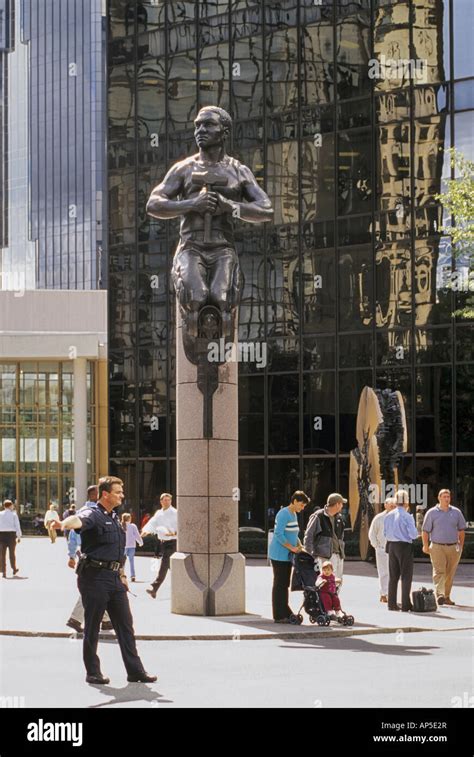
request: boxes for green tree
[436,148,474,320]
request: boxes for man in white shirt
[0,500,22,577]
[142,493,177,599]
[44,503,60,543]
[368,496,396,603]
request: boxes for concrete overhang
[0,290,107,360]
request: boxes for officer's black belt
[84,558,122,571]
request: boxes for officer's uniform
[76,503,146,678]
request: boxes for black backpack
[412,587,437,612]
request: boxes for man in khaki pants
[421,489,466,606]
[44,503,60,543]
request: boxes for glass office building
[108,0,474,528]
[0,1,109,515]
[0,0,106,289]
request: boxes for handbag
[412,586,437,613]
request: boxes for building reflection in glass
[107,0,474,528]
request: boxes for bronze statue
[146,106,273,355]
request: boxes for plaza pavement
[0,537,472,640]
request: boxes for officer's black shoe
[127,672,158,683]
[101,621,114,631]
[146,589,157,599]
[86,674,110,685]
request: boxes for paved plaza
[0,538,472,708]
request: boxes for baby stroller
[291,551,354,627]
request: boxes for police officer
[57,476,157,685]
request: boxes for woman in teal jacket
[268,491,310,622]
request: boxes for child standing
[316,560,343,617]
[122,513,143,582]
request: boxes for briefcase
[412,587,437,612]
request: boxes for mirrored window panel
[376,120,411,212]
[302,135,335,222]
[415,237,453,326]
[457,366,474,452]
[456,325,474,363]
[416,457,453,509]
[267,338,299,373]
[415,367,452,453]
[268,458,301,515]
[265,17,298,113]
[268,374,299,454]
[453,0,474,80]
[373,2,412,92]
[339,333,373,368]
[239,459,265,530]
[339,370,372,453]
[338,129,372,216]
[266,139,299,225]
[303,249,336,334]
[267,225,300,337]
[375,243,412,330]
[303,372,336,454]
[416,327,452,364]
[339,245,373,330]
[239,375,264,454]
[139,460,167,519]
[303,335,336,371]
[300,21,335,106]
[376,367,412,453]
[237,229,266,342]
[303,459,336,514]
[454,79,474,112]
[456,457,474,523]
[168,54,198,132]
[412,0,449,85]
[336,1,371,100]
[231,33,264,120]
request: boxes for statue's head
[194,106,232,149]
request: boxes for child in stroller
[291,551,354,627]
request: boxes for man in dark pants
[56,476,157,685]
[141,493,177,599]
[383,490,419,612]
[0,500,21,577]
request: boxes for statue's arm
[146,165,195,219]
[217,165,274,223]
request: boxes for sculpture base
[170,552,246,616]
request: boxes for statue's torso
[178,154,247,246]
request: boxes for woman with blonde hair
[121,513,143,582]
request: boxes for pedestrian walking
[122,513,143,582]
[65,527,112,634]
[44,503,60,543]
[268,490,310,623]
[142,493,177,599]
[57,476,156,684]
[0,500,21,577]
[421,489,466,606]
[62,504,76,540]
[303,493,347,581]
[384,490,419,612]
[368,497,396,603]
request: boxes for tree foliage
[436,148,474,319]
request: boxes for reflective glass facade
[0,0,106,289]
[108,0,474,526]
